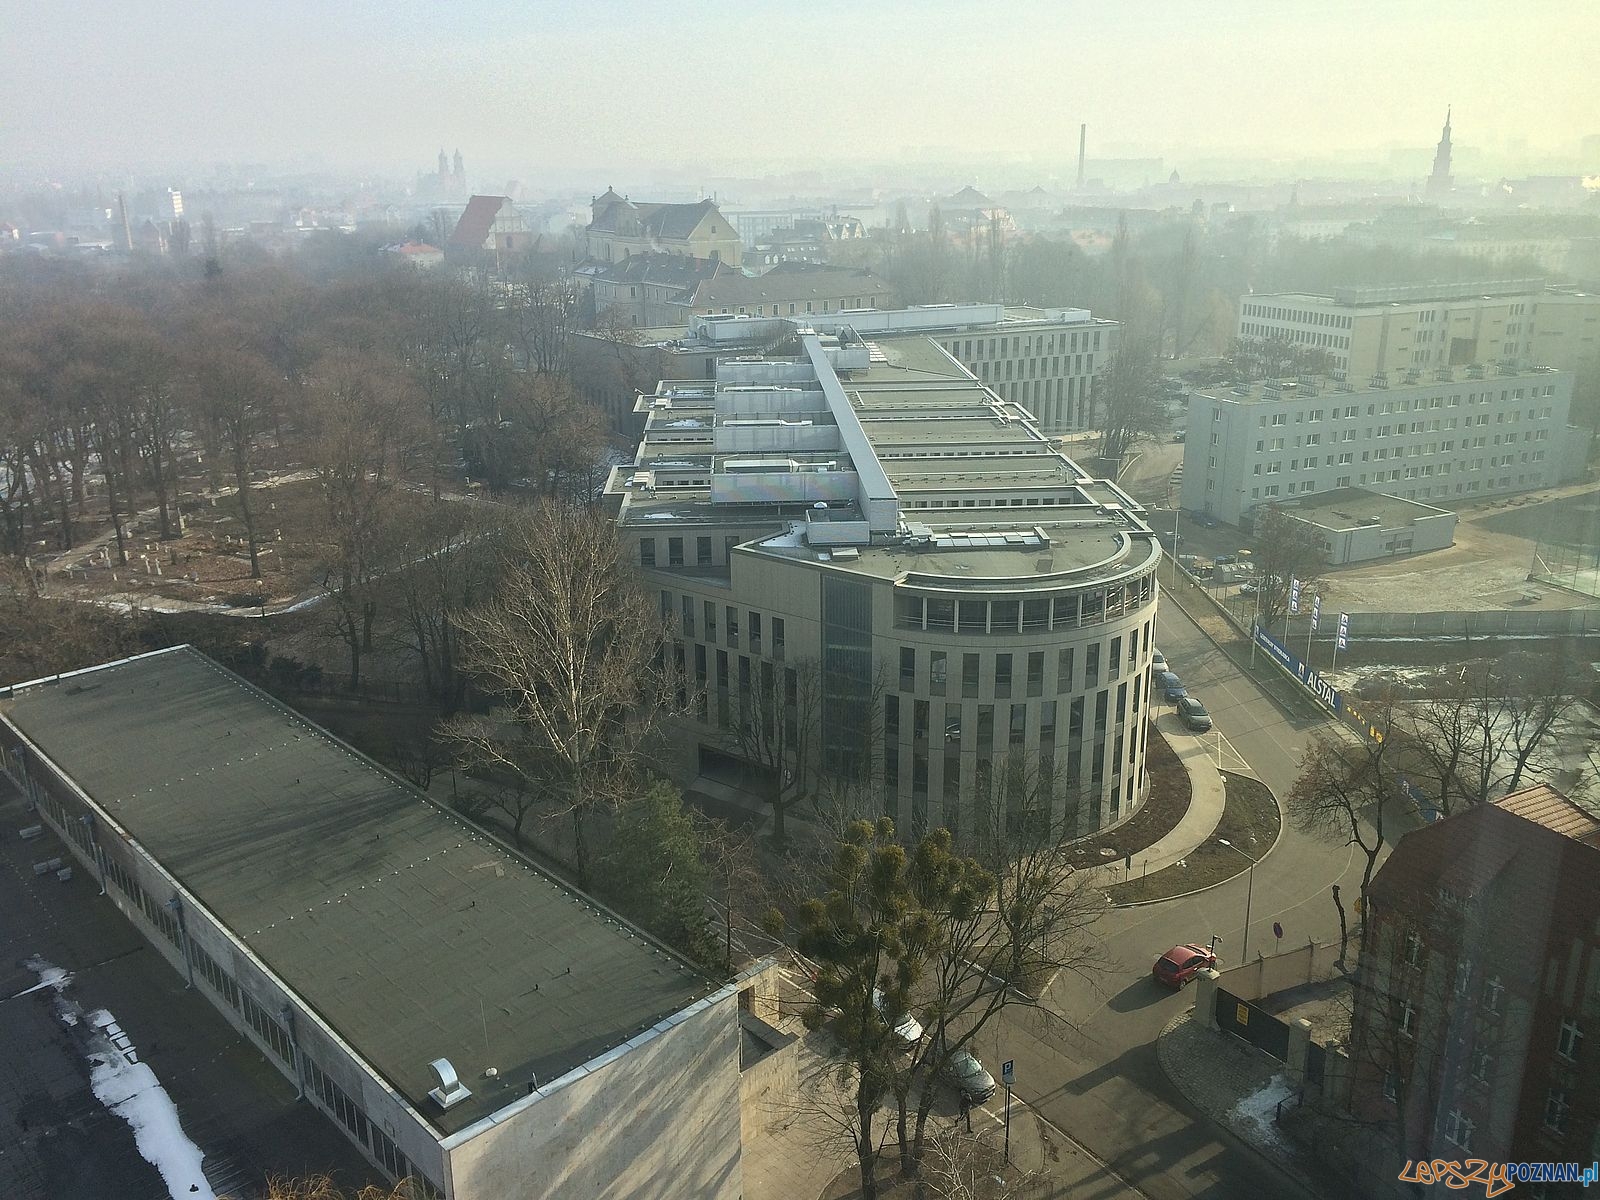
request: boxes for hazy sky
[5,0,1596,177]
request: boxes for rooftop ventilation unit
[428,1058,473,1110]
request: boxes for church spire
[1427,106,1453,197]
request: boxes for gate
[1215,986,1292,1061]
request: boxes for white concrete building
[606,325,1160,839]
[1180,366,1579,526]
[1237,280,1600,383]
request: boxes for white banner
[1288,577,1302,616]
[1310,595,1321,632]
[1336,612,1351,651]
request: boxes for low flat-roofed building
[0,646,744,1200]
[606,324,1160,838]
[1273,487,1457,564]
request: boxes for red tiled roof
[1495,785,1600,845]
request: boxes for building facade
[812,304,1118,436]
[605,325,1160,839]
[1179,366,1578,525]
[1348,787,1600,1182]
[0,647,744,1200]
[570,303,1118,439]
[1237,280,1600,383]
[585,190,742,267]
[446,195,539,260]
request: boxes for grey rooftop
[0,646,713,1135]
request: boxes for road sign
[1273,921,1284,940]
[1001,1060,1014,1085]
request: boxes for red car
[1152,943,1218,987]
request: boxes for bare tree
[300,349,427,688]
[444,501,676,886]
[722,655,825,848]
[185,338,279,578]
[1288,697,1405,946]
[506,271,580,377]
[1250,502,1328,630]
[386,500,503,714]
[1094,334,1166,464]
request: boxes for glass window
[990,600,1019,633]
[1027,652,1044,697]
[639,538,656,567]
[900,647,916,691]
[958,599,988,634]
[994,653,1012,699]
[1057,648,1074,693]
[1086,644,1100,688]
[930,651,947,696]
[668,537,684,566]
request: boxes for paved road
[970,596,1370,1200]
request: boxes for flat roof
[0,648,712,1136]
[1196,365,1564,405]
[1280,487,1451,531]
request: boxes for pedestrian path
[1083,713,1230,889]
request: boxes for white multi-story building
[1237,280,1600,383]
[1180,366,1580,526]
[606,323,1159,838]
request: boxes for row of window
[896,624,1151,698]
[1246,389,1556,427]
[1240,303,1353,329]
[941,329,1104,361]
[893,575,1156,635]
[664,591,785,657]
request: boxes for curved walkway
[1083,712,1230,889]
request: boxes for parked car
[1238,581,1259,597]
[1213,553,1237,566]
[873,988,923,1048]
[1156,671,1187,702]
[1171,430,1186,443]
[1176,696,1212,731]
[1150,650,1168,674]
[942,1050,997,1103]
[1152,943,1218,988]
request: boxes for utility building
[0,647,744,1200]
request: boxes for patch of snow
[87,1020,217,1200]
[758,523,808,549]
[1229,1073,1295,1153]
[662,418,706,429]
[28,957,216,1200]
[637,511,687,520]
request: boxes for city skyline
[5,0,1596,178]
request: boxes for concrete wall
[445,990,743,1200]
[1216,940,1344,1002]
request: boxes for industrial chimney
[1077,125,1087,189]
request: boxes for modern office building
[1179,366,1580,526]
[570,302,1118,437]
[1237,280,1600,383]
[604,323,1161,839]
[0,647,746,1200]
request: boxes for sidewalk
[1083,712,1227,889]
[1156,1010,1331,1200]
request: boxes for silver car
[942,1050,996,1103]
[873,988,923,1048]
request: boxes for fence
[1195,955,1354,1111]
[1214,985,1292,1060]
[1172,561,1600,642]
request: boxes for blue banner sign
[1253,624,1341,712]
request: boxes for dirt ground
[1107,771,1280,904]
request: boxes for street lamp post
[1218,837,1258,962]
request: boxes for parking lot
[0,779,386,1200]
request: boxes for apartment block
[1179,366,1579,526]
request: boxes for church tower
[452,149,464,189]
[1427,107,1453,197]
